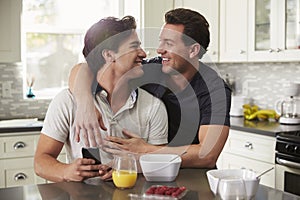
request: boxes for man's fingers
[74,125,81,142]
[82,171,100,178]
[98,117,107,131]
[122,129,140,138]
[103,147,120,155]
[103,140,123,150]
[94,128,103,147]
[80,129,90,147]
[106,136,126,144]
[95,109,107,131]
[87,128,97,147]
[99,170,112,181]
[80,158,96,165]
[102,146,128,155]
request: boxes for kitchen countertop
[0,118,43,134]
[1,117,300,137]
[230,117,300,137]
[0,168,299,200]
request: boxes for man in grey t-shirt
[34,16,168,182]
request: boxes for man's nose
[138,48,147,58]
[156,46,165,54]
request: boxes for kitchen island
[1,168,299,200]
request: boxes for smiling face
[157,24,193,76]
[113,31,146,79]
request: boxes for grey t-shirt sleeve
[41,89,74,143]
[147,97,168,145]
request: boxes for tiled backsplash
[217,62,300,109]
[0,63,50,120]
[1,62,300,120]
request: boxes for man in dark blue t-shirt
[139,58,231,146]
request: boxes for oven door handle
[276,157,300,169]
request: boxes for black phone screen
[81,147,101,164]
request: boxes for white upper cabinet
[0,0,22,63]
[248,0,300,62]
[174,0,220,63]
[219,0,248,62]
[140,0,174,57]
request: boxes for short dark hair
[165,8,210,58]
[83,16,137,74]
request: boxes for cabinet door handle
[13,141,26,149]
[14,173,27,181]
[276,48,281,52]
[244,142,253,149]
[268,49,274,53]
[240,50,245,54]
[241,167,254,171]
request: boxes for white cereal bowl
[139,154,181,182]
[206,169,260,200]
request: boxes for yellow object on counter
[112,170,137,189]
[243,104,280,121]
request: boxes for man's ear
[189,43,201,58]
[102,49,116,62]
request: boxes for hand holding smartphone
[81,147,101,164]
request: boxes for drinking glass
[112,154,138,189]
[216,178,247,200]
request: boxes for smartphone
[81,147,101,164]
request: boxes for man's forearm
[146,144,218,168]
[69,63,94,98]
[180,144,218,168]
[34,153,68,182]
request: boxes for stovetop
[276,131,300,158]
[277,131,300,143]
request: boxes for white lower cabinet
[0,132,66,188]
[3,157,45,187]
[217,129,276,188]
[221,153,275,188]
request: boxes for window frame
[22,0,125,99]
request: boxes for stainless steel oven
[275,131,300,196]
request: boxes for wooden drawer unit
[224,130,276,163]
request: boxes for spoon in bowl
[256,167,274,179]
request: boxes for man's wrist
[146,143,163,153]
[74,92,94,105]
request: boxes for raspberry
[145,185,186,198]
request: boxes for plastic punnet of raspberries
[145,185,187,198]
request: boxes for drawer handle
[244,142,253,149]
[13,141,26,149]
[241,167,254,171]
[14,173,27,181]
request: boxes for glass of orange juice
[112,154,137,189]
